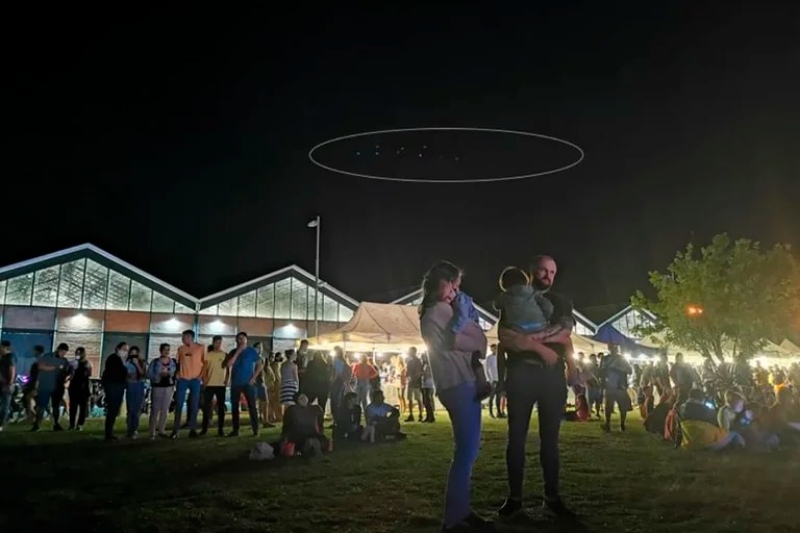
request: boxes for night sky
[7,4,800,315]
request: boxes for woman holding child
[419,261,490,532]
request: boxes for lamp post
[307,216,321,339]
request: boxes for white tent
[780,338,800,356]
[312,302,425,352]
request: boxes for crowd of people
[0,331,412,456]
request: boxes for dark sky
[7,4,800,314]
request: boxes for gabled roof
[595,304,659,329]
[572,309,598,332]
[199,264,360,310]
[0,243,199,309]
[391,288,499,324]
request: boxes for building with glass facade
[0,244,357,375]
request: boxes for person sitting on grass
[362,390,405,444]
[333,392,363,441]
[679,389,744,451]
[766,387,800,446]
[281,392,328,457]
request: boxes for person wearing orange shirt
[171,329,206,439]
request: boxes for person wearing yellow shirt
[200,335,229,436]
[171,329,206,439]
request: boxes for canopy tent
[780,338,800,356]
[485,323,603,354]
[592,323,661,356]
[312,302,426,352]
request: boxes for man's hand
[537,347,560,366]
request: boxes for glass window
[151,292,175,313]
[217,297,237,317]
[323,295,339,322]
[339,305,354,322]
[174,302,195,314]
[0,279,6,305]
[273,279,291,319]
[237,290,256,317]
[199,305,218,316]
[575,322,593,336]
[5,273,34,305]
[129,281,152,312]
[57,259,85,308]
[32,265,60,307]
[290,279,309,320]
[478,317,492,331]
[82,260,109,309]
[106,271,131,310]
[255,284,274,318]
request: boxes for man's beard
[532,278,552,291]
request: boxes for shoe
[600,424,611,433]
[497,413,507,419]
[150,434,156,441]
[67,426,75,431]
[443,511,493,532]
[227,431,240,438]
[217,431,225,437]
[405,416,414,423]
[53,424,64,432]
[76,425,83,431]
[252,431,259,437]
[30,425,40,432]
[198,429,208,437]
[497,498,524,520]
[263,422,276,428]
[620,422,626,432]
[105,435,118,442]
[542,497,576,519]
[170,432,179,440]
[188,430,198,439]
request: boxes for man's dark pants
[505,360,567,501]
[488,381,503,416]
[230,384,258,434]
[201,385,227,434]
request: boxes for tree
[632,233,800,363]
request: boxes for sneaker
[188,430,198,439]
[53,424,64,432]
[497,498,524,520]
[198,429,208,437]
[444,511,493,532]
[542,497,576,519]
[497,412,507,419]
[105,435,118,442]
[170,432,179,440]
[600,424,611,433]
[405,416,414,423]
[263,422,276,428]
[0,426,4,432]
[227,431,240,438]
[67,426,75,431]
[150,434,156,441]
[30,425,40,432]
[131,432,139,440]
[76,425,83,432]
[620,422,626,432]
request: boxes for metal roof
[0,244,359,312]
[0,243,199,309]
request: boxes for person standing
[172,329,206,439]
[32,343,71,432]
[419,261,491,532]
[124,346,146,438]
[200,335,228,436]
[101,342,128,441]
[148,343,177,439]
[420,353,436,423]
[497,255,576,520]
[598,346,633,432]
[68,347,92,431]
[0,340,16,432]
[404,348,424,422]
[304,351,332,415]
[484,344,504,418]
[225,332,261,437]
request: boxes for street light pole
[307,215,321,339]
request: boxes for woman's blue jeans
[125,381,145,436]
[438,381,482,528]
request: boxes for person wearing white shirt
[484,344,504,418]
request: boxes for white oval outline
[308,127,584,184]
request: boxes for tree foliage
[632,233,800,363]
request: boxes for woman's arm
[454,323,487,356]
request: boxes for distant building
[0,244,357,375]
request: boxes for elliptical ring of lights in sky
[308,127,585,184]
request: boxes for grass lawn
[1,411,798,532]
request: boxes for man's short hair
[182,329,195,338]
[0,340,10,348]
[530,254,555,270]
[212,335,222,342]
[56,343,69,351]
[237,331,248,338]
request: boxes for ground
[0,412,798,533]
